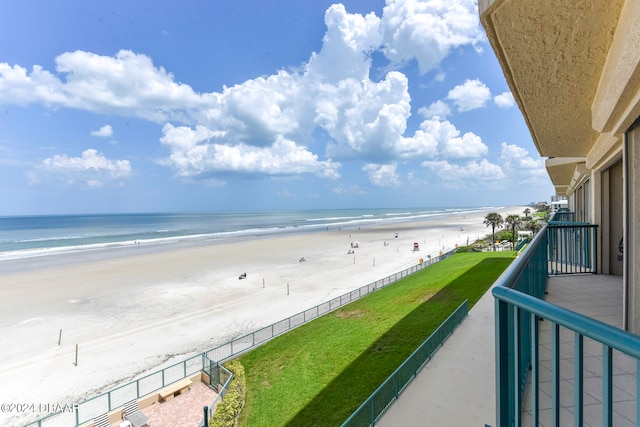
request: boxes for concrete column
[625,122,640,332]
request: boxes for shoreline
[0,206,500,273]
[0,206,525,425]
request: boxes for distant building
[549,194,568,213]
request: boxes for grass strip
[237,251,515,426]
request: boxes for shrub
[210,360,246,427]
[497,231,514,242]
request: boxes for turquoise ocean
[0,207,496,262]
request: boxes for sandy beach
[0,206,524,426]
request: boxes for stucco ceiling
[480,0,624,158]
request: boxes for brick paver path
[143,382,218,427]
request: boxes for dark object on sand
[239,273,247,279]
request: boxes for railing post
[574,334,583,426]
[594,226,598,274]
[530,313,539,427]
[603,346,613,427]
[370,398,375,427]
[495,297,511,426]
[552,323,560,426]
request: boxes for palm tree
[505,214,522,250]
[523,208,531,219]
[525,218,543,235]
[483,212,504,250]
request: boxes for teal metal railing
[22,353,206,427]
[197,359,233,427]
[494,285,640,427]
[341,300,469,427]
[550,210,574,222]
[493,220,640,426]
[547,223,598,274]
[493,223,549,427]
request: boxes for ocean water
[0,207,493,261]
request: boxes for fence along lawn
[236,251,515,426]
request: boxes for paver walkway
[143,382,218,427]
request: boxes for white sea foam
[0,207,499,262]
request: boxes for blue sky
[0,0,554,215]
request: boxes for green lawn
[236,251,515,426]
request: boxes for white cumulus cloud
[418,100,451,119]
[159,124,340,180]
[363,163,400,187]
[421,159,505,183]
[91,125,113,137]
[0,51,209,122]
[447,79,491,112]
[2,2,494,187]
[500,142,542,170]
[417,117,488,159]
[380,0,484,74]
[322,71,413,161]
[500,142,548,184]
[494,91,515,108]
[305,4,382,84]
[28,149,131,187]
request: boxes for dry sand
[0,206,524,425]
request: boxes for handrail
[547,222,598,274]
[493,286,640,358]
[492,222,548,290]
[550,210,573,222]
[492,216,639,426]
[492,225,548,426]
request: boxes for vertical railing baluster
[574,333,583,426]
[495,298,511,426]
[603,346,613,427]
[552,322,560,427]
[592,226,598,273]
[513,305,521,426]
[531,313,539,426]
